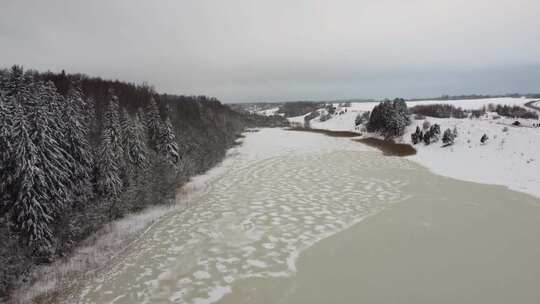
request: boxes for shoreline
[285,127,417,156]
[10,138,248,304]
[285,98,540,199]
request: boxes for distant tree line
[277,101,325,117]
[409,104,467,119]
[408,93,540,101]
[493,104,538,119]
[0,66,278,299]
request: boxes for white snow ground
[288,98,540,198]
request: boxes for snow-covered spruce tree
[0,66,31,216]
[411,126,422,145]
[97,92,124,199]
[157,117,180,165]
[121,108,149,175]
[423,130,431,145]
[429,124,441,141]
[367,98,410,138]
[0,92,15,214]
[144,97,162,149]
[62,84,94,205]
[10,79,74,249]
[442,128,455,146]
[1,66,27,97]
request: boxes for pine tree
[97,92,123,198]
[411,126,422,145]
[423,130,431,145]
[429,124,441,142]
[62,84,94,205]
[442,128,455,146]
[122,108,149,174]
[157,117,180,165]
[145,97,162,149]
[0,92,15,214]
[2,66,27,97]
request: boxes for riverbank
[287,97,540,198]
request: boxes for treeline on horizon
[0,66,284,299]
[409,92,540,101]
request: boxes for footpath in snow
[285,98,540,198]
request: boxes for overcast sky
[1,0,539,102]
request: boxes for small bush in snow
[481,134,489,144]
[319,112,331,122]
[442,128,455,146]
[502,126,509,132]
[355,111,370,126]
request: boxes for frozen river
[69,128,540,304]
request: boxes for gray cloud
[1,0,539,102]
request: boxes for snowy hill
[288,98,540,198]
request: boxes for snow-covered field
[289,98,540,198]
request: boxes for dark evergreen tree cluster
[412,123,458,147]
[0,66,85,250]
[409,104,466,119]
[367,98,410,138]
[0,67,187,250]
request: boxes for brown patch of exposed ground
[354,137,416,156]
[286,127,361,138]
[285,127,416,156]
